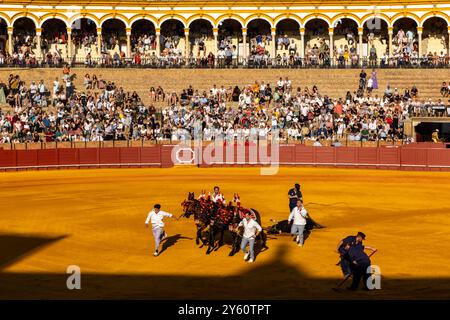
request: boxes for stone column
[35,28,42,60]
[271,27,276,59]
[300,28,305,59]
[242,27,247,60]
[213,27,218,56]
[358,27,363,57]
[155,28,161,57]
[184,27,189,57]
[448,26,450,55]
[97,27,102,55]
[7,27,13,56]
[126,27,132,58]
[417,27,422,58]
[67,27,72,60]
[388,27,393,57]
[329,27,334,64]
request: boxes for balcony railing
[1,56,450,69]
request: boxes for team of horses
[180,192,324,255]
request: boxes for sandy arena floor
[0,167,450,299]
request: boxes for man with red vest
[211,186,225,204]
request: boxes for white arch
[216,16,244,29]
[420,14,450,27]
[11,15,38,28]
[100,15,129,29]
[129,16,157,30]
[39,16,69,29]
[331,16,361,29]
[69,16,100,29]
[303,16,331,28]
[361,15,390,29]
[158,16,186,29]
[187,16,215,29]
[390,15,419,28]
[0,14,11,27]
[245,16,274,29]
[274,16,302,29]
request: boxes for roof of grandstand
[0,0,448,7]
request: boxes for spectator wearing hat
[432,129,440,143]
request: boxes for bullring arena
[1,167,450,299]
[1,0,450,301]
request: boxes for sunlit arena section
[1,167,450,299]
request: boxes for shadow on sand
[0,232,449,299]
[159,234,193,255]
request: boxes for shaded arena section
[0,233,67,271]
[0,245,449,299]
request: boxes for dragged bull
[265,212,325,243]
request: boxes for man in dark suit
[287,183,303,212]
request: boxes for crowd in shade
[0,69,449,144]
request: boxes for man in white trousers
[237,212,262,263]
[288,199,308,246]
[145,204,177,256]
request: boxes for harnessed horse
[181,192,268,255]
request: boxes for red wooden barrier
[119,147,140,164]
[427,149,450,168]
[78,148,99,165]
[357,148,378,165]
[58,149,79,165]
[378,147,400,165]
[37,149,58,166]
[1,145,450,171]
[401,148,428,166]
[141,146,162,166]
[0,150,17,167]
[294,145,314,163]
[16,150,38,167]
[258,143,272,164]
[314,147,335,164]
[279,145,295,164]
[99,148,120,164]
[235,144,247,164]
[336,147,358,164]
[160,145,173,168]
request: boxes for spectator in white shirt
[313,139,322,147]
[237,212,262,263]
[288,199,308,246]
[145,204,177,256]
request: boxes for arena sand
[0,167,449,299]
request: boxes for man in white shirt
[288,199,308,246]
[145,204,177,256]
[237,212,262,263]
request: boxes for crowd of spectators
[0,71,157,143]
[72,29,97,54]
[0,69,449,144]
[1,35,450,69]
[132,34,157,54]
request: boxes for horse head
[181,192,198,218]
